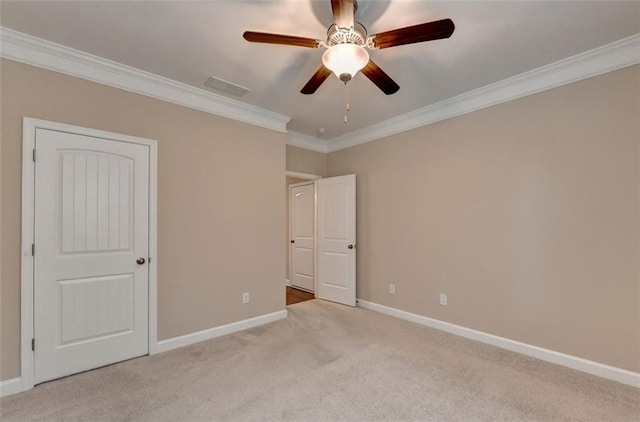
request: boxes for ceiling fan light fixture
[322,43,369,81]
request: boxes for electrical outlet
[389,284,396,294]
[440,294,448,306]
[242,292,250,304]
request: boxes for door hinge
[32,149,36,162]
[31,338,35,351]
[31,243,35,256]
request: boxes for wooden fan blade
[243,31,320,48]
[361,60,400,95]
[301,66,333,94]
[370,18,455,49]
[331,0,355,29]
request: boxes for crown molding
[326,33,640,153]
[287,130,329,153]
[0,27,291,133]
[1,26,637,149]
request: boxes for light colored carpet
[1,299,638,421]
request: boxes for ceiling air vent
[203,76,250,98]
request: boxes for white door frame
[20,117,158,392]
[289,180,316,293]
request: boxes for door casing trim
[20,117,158,393]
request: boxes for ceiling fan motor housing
[326,22,367,46]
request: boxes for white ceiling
[1,1,639,140]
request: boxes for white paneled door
[316,175,356,306]
[34,128,150,384]
[290,183,315,292]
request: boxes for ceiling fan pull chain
[344,82,350,124]
[346,82,350,111]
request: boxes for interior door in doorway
[316,174,356,306]
[34,128,150,384]
[290,182,315,292]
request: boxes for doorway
[285,172,357,307]
[286,173,318,305]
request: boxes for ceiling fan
[242,0,455,96]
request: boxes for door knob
[136,257,146,265]
[348,244,354,250]
[291,240,295,243]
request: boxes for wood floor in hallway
[286,286,314,305]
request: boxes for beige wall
[1,57,637,382]
[327,66,640,372]
[0,59,286,380]
[286,145,326,177]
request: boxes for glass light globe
[322,44,370,80]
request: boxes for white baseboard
[357,299,639,388]
[1,310,288,397]
[155,309,288,354]
[0,377,26,398]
